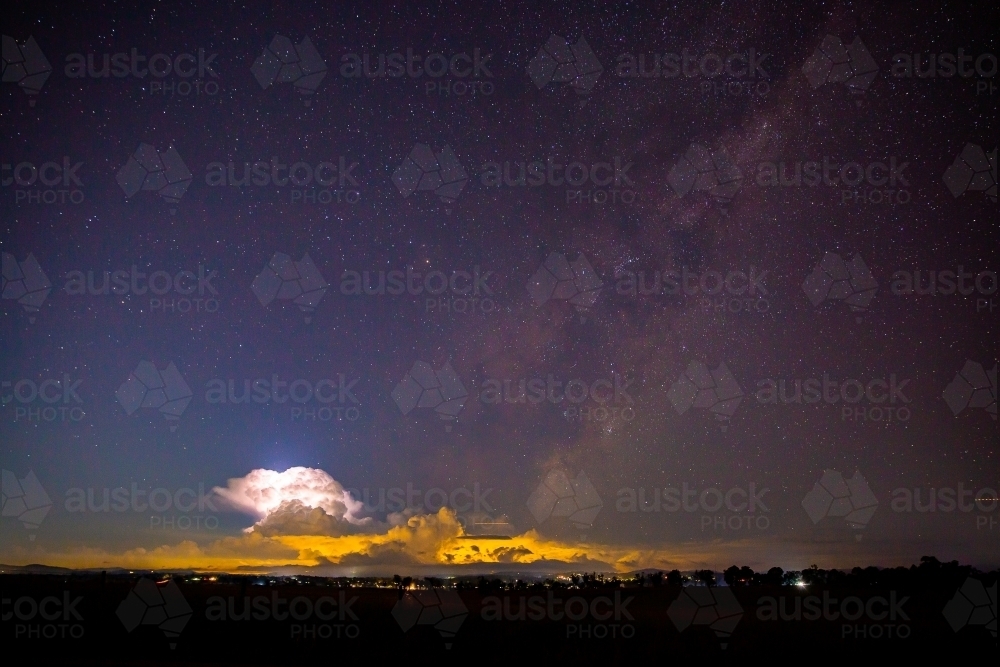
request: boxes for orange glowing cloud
[0,468,798,574]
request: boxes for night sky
[2,0,996,575]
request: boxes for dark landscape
[2,0,996,663]
[2,558,996,663]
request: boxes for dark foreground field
[1,567,995,664]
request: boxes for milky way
[1,1,996,574]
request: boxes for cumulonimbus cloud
[213,467,372,534]
[1,466,821,575]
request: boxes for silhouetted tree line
[386,557,997,593]
[724,565,798,587]
[723,556,992,588]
